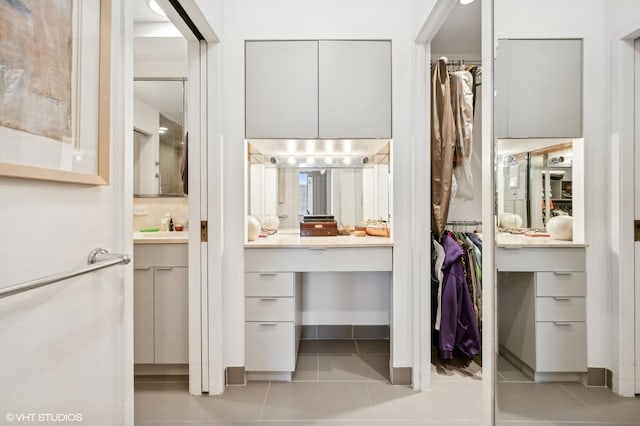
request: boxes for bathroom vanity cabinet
[134,243,188,365]
[244,234,393,380]
[496,237,587,381]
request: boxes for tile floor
[134,341,640,426]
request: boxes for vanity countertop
[496,232,587,248]
[245,232,393,248]
[133,231,188,244]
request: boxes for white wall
[198,0,429,370]
[495,0,611,369]
[0,0,133,423]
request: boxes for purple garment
[438,232,481,360]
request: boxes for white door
[634,37,640,395]
[0,2,133,424]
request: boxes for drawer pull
[259,298,278,301]
[553,297,572,301]
[553,272,572,276]
[135,267,151,271]
[308,247,327,251]
[260,322,278,326]
[553,322,573,326]
[259,273,277,277]
[155,267,174,271]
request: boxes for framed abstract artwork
[0,0,111,185]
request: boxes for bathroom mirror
[133,79,186,196]
[496,139,581,231]
[247,140,390,231]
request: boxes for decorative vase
[247,215,261,241]
[546,215,573,241]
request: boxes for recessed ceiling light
[306,157,315,165]
[287,156,297,165]
[148,0,167,17]
[324,157,333,165]
[343,157,352,165]
[460,0,475,4]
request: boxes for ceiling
[431,0,481,57]
[134,80,184,125]
[133,0,170,23]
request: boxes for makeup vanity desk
[496,233,588,382]
[244,233,393,381]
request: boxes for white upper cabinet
[245,41,319,139]
[495,39,582,138]
[245,40,391,139]
[318,40,392,139]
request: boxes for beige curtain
[431,59,456,236]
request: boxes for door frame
[611,23,640,397]
[154,0,221,395]
[413,0,494,423]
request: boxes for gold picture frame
[0,0,111,185]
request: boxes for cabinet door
[154,267,189,364]
[245,41,318,139]
[495,39,582,138]
[134,268,155,364]
[319,41,391,139]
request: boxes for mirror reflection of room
[496,138,582,240]
[247,140,390,234]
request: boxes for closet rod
[446,220,482,225]
[430,60,482,65]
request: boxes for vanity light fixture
[148,0,167,17]
[287,156,297,165]
[343,157,352,165]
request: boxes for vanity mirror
[133,79,186,197]
[496,138,583,236]
[247,140,390,231]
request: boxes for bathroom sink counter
[245,232,393,248]
[496,232,587,248]
[133,232,188,244]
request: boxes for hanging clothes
[431,58,456,236]
[180,132,189,194]
[437,232,481,360]
[450,70,475,200]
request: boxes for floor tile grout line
[364,380,373,407]
[258,381,271,419]
[557,382,611,423]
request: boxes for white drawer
[245,246,393,272]
[496,247,585,272]
[536,322,587,372]
[134,244,188,268]
[245,272,294,297]
[245,322,295,371]
[536,272,586,297]
[245,297,294,321]
[536,297,585,322]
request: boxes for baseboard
[134,364,188,376]
[246,371,292,382]
[301,324,389,340]
[226,366,246,386]
[390,367,412,385]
